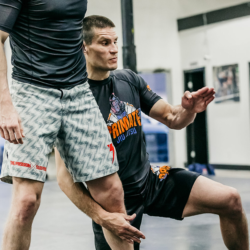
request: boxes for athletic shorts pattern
[93,168,200,250]
[0,80,118,184]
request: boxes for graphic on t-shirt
[107,93,141,143]
[151,165,171,181]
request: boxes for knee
[15,194,41,225]
[225,188,243,217]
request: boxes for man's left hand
[182,87,215,113]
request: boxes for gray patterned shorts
[0,80,118,184]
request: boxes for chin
[107,64,118,71]
[110,66,118,71]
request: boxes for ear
[83,41,87,53]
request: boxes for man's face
[84,27,118,71]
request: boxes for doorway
[184,68,209,166]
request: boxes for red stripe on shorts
[10,161,46,172]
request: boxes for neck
[87,65,110,81]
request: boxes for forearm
[150,99,196,130]
[55,149,109,226]
[168,105,196,130]
[150,88,214,130]
[58,170,109,225]
[0,35,12,105]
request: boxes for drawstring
[58,89,63,99]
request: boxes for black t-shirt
[0,0,87,88]
[88,69,162,197]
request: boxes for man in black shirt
[0,2,140,250]
[56,16,249,250]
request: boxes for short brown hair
[83,15,116,45]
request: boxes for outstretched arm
[149,87,215,130]
[55,148,145,243]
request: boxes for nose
[110,43,118,54]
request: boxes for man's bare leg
[1,177,44,250]
[183,176,249,250]
[87,173,134,250]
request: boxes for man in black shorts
[56,15,249,250]
[0,2,143,250]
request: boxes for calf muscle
[183,176,249,250]
[1,178,44,250]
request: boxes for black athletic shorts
[93,168,200,250]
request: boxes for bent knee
[224,188,243,217]
[14,194,41,225]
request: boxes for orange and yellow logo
[108,109,141,139]
[147,85,152,91]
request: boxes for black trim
[212,164,250,170]
[178,2,250,31]
[184,67,205,73]
[177,14,204,31]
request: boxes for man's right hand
[100,212,146,244]
[0,100,24,144]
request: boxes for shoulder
[111,69,142,87]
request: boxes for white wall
[179,16,250,165]
[133,0,185,168]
